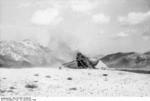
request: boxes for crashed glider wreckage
[63,52,108,69]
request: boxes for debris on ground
[67,77,73,80]
[102,74,108,76]
[69,87,77,91]
[25,84,38,90]
[9,86,16,90]
[45,75,51,78]
[34,74,39,76]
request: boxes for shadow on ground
[117,69,150,74]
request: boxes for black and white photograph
[0,0,150,98]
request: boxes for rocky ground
[0,67,150,97]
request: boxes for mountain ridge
[101,51,150,71]
[0,39,150,70]
[0,39,55,67]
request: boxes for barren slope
[0,67,150,96]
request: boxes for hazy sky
[0,0,150,56]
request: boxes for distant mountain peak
[0,39,54,67]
